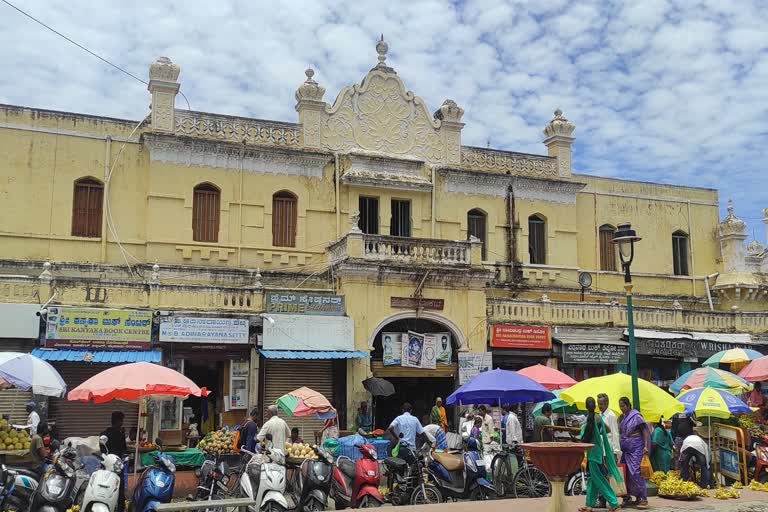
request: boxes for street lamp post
[612,222,642,411]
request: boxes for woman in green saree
[579,396,623,512]
[651,419,673,472]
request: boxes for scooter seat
[383,457,407,472]
[338,458,356,478]
[432,451,464,472]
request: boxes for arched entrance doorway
[368,315,462,430]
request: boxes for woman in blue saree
[619,396,649,509]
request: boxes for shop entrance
[184,359,226,436]
[373,377,455,430]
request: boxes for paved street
[395,491,768,512]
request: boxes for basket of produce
[657,475,704,500]
[284,442,318,463]
[198,428,237,457]
[0,419,31,454]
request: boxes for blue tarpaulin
[32,348,162,363]
[259,350,370,359]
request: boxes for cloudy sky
[1,0,766,242]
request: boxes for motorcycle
[426,437,494,501]
[331,443,383,509]
[0,464,38,511]
[80,436,127,512]
[130,450,176,512]
[239,442,288,512]
[28,443,91,512]
[382,435,442,506]
[291,445,334,511]
[193,457,233,503]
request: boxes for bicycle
[491,444,551,499]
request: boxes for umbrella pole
[134,399,142,476]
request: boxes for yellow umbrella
[561,373,683,422]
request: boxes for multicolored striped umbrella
[702,348,763,367]
[533,389,582,416]
[277,386,336,419]
[669,367,752,395]
[678,387,752,419]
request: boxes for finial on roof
[720,198,746,238]
[295,65,325,103]
[372,34,396,74]
[543,108,575,139]
[727,198,734,215]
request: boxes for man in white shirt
[598,393,621,460]
[502,403,523,446]
[14,401,40,435]
[257,405,290,450]
[681,434,711,488]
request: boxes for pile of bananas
[658,475,704,497]
[714,487,740,499]
[732,481,743,489]
[738,415,765,439]
[748,480,768,492]
[650,471,669,486]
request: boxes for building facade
[1,39,767,439]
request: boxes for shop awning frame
[32,348,162,363]
[259,350,370,359]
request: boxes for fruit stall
[0,418,31,462]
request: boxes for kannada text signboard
[265,292,345,316]
[390,297,445,310]
[159,317,249,344]
[490,325,551,349]
[562,343,629,365]
[45,307,152,350]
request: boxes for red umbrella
[738,356,768,382]
[517,364,576,390]
[68,362,208,403]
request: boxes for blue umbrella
[446,368,555,405]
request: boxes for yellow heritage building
[1,40,766,439]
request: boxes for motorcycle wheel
[358,496,381,508]
[305,497,326,511]
[470,487,492,501]
[513,466,551,499]
[567,472,586,496]
[410,484,442,505]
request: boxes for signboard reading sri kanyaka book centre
[44,307,152,350]
[490,325,552,349]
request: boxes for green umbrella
[532,389,582,416]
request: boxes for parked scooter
[130,443,176,512]
[426,437,494,501]
[239,435,288,512]
[80,436,127,512]
[193,456,233,504]
[0,463,38,511]
[291,445,334,511]
[28,443,91,512]
[332,443,383,509]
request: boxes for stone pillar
[434,100,465,166]
[719,200,747,272]
[148,57,180,133]
[543,109,576,178]
[295,68,326,149]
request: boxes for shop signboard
[719,448,740,481]
[382,332,402,366]
[390,297,444,310]
[0,303,41,339]
[458,352,493,385]
[262,314,354,351]
[265,292,344,316]
[45,307,152,350]
[491,325,551,349]
[562,343,629,365]
[636,338,691,359]
[159,317,249,344]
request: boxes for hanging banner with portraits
[383,331,449,369]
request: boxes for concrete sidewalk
[395,490,768,512]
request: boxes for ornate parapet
[174,110,301,148]
[460,147,559,178]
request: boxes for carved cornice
[341,152,431,191]
[460,146,558,178]
[439,168,585,203]
[143,134,329,178]
[175,110,301,147]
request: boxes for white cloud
[0,0,766,241]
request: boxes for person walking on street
[579,397,622,512]
[102,412,127,512]
[242,408,260,453]
[257,405,290,450]
[502,403,523,446]
[598,393,621,460]
[618,397,649,509]
[430,397,448,432]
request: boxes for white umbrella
[0,351,66,397]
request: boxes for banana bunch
[658,475,704,497]
[748,480,768,492]
[714,487,740,499]
[732,481,743,489]
[650,471,668,486]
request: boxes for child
[290,427,303,444]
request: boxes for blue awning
[32,348,162,363]
[259,350,370,360]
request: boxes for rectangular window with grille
[467,211,487,260]
[599,227,617,271]
[273,194,297,247]
[71,180,103,238]
[192,187,220,242]
[672,233,689,276]
[390,199,411,237]
[359,196,379,235]
[528,216,546,264]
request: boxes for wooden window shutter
[528,215,546,264]
[192,184,220,243]
[71,178,103,238]
[599,225,617,271]
[273,192,297,247]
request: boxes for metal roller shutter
[48,363,139,440]
[263,360,334,444]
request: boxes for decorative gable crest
[295,37,464,166]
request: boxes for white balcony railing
[329,233,480,267]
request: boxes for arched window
[599,224,617,271]
[528,214,546,264]
[467,209,487,260]
[192,183,220,243]
[71,177,104,238]
[272,191,297,247]
[672,230,690,276]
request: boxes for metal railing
[156,498,257,511]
